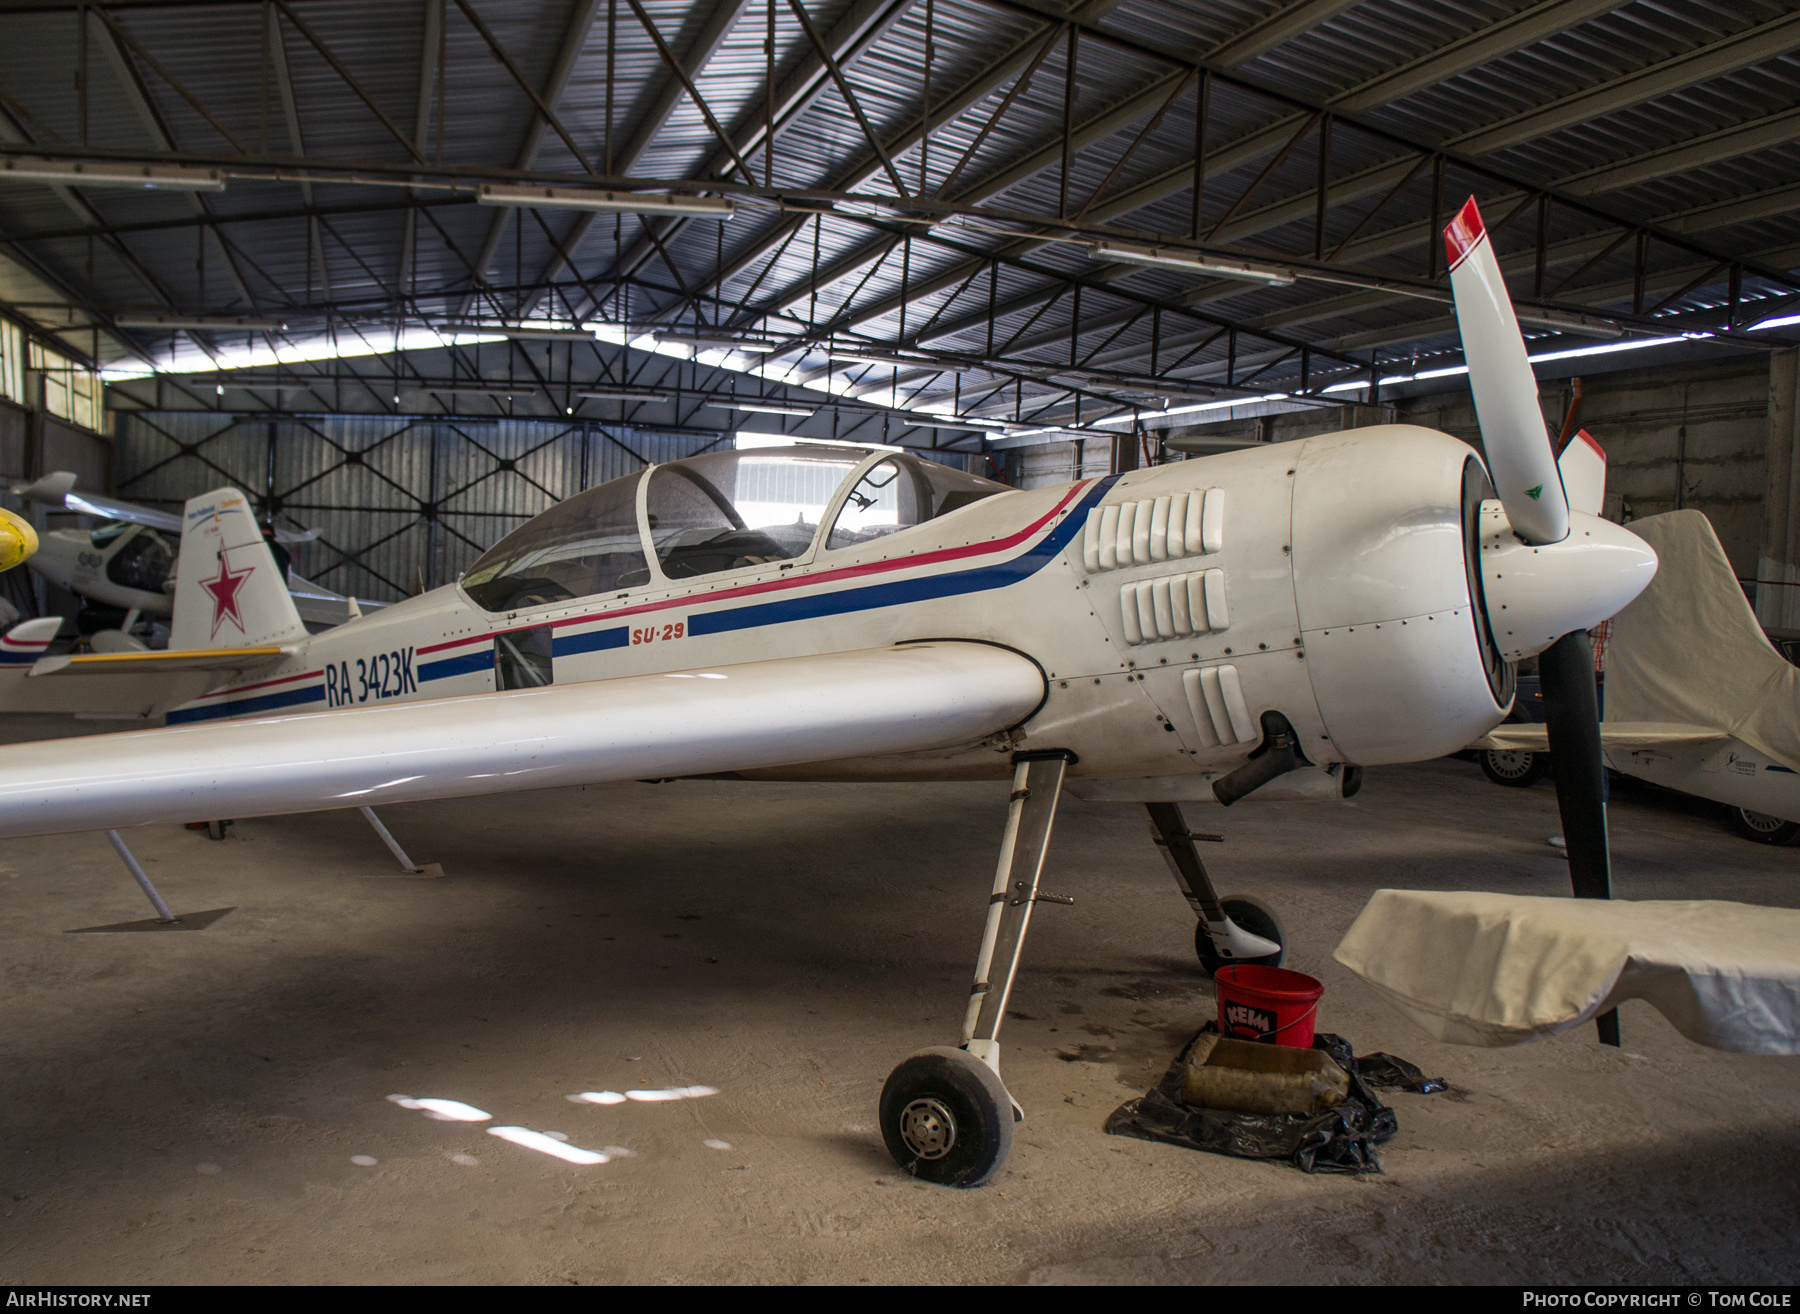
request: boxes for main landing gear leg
[1143,802,1286,977]
[879,751,1074,1189]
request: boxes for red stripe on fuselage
[194,667,323,700]
[416,479,1095,656]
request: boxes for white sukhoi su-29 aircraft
[0,200,1658,1186]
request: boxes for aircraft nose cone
[1477,504,1657,661]
[0,507,37,573]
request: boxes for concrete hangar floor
[0,714,1793,1285]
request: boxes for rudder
[170,487,307,650]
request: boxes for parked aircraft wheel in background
[1729,807,1800,846]
[1480,748,1550,789]
[1194,895,1286,977]
[879,1047,1013,1188]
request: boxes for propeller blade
[1555,377,1585,454]
[1557,430,1607,517]
[1536,628,1622,1046]
[1445,197,1570,546]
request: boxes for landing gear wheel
[879,1046,1014,1188]
[1480,748,1549,788]
[1729,807,1800,846]
[1194,895,1286,977]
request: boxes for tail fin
[169,487,307,650]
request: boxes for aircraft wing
[0,641,1044,839]
[18,471,318,542]
[1472,721,1731,752]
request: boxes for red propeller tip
[1443,196,1485,270]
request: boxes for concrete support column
[1758,348,1800,629]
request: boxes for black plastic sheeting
[1104,1028,1444,1175]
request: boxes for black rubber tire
[1480,748,1549,788]
[879,1046,1014,1188]
[1729,807,1800,846]
[1194,894,1287,977]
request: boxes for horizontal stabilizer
[0,642,1045,839]
[0,617,62,666]
[29,647,287,677]
[1473,721,1728,753]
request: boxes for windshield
[104,527,174,592]
[461,472,650,612]
[826,454,1008,550]
[646,447,867,579]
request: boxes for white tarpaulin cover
[1334,889,1800,1053]
[1604,510,1800,771]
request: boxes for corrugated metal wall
[116,412,727,603]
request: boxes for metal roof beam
[558,0,918,317]
[398,0,442,296]
[267,4,332,307]
[822,0,1651,333]
[849,1,1800,351]
[462,0,602,309]
[1447,9,1800,157]
[525,0,755,311]
[92,16,266,311]
[1323,0,1629,116]
[1202,0,1363,69]
[1559,104,1800,197]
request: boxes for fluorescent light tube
[476,185,734,219]
[575,388,672,402]
[0,156,225,191]
[1516,310,1625,340]
[115,314,287,331]
[435,322,597,341]
[1089,241,1294,286]
[706,399,815,417]
[654,333,780,353]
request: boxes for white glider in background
[9,470,371,641]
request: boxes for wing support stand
[65,831,234,933]
[1145,801,1286,975]
[358,807,443,878]
[877,750,1075,1188]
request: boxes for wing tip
[1444,196,1485,270]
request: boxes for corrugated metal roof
[0,0,1792,439]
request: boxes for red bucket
[1215,964,1324,1047]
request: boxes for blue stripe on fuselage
[553,626,627,657]
[689,476,1116,638]
[418,650,493,683]
[166,682,326,724]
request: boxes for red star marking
[200,551,254,638]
